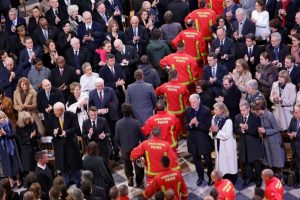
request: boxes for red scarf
[281,0,290,27]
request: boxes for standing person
[270,70,296,131]
[82,106,111,165]
[253,100,285,179]
[185,94,213,186]
[80,62,99,95]
[210,102,238,184]
[262,169,284,200]
[46,102,82,187]
[211,170,235,200]
[251,0,270,41]
[15,112,40,174]
[126,69,157,125]
[115,103,145,187]
[0,111,23,187]
[234,100,263,187]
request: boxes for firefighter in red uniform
[143,156,188,200]
[142,101,180,151]
[156,70,189,136]
[262,169,284,200]
[206,0,225,15]
[185,0,217,42]
[130,127,180,184]
[211,170,235,200]
[160,41,198,91]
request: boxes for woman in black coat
[15,111,40,173]
[27,6,43,37]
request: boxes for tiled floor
[111,139,300,199]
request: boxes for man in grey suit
[125,69,157,125]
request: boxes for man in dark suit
[46,102,83,187]
[232,8,256,43]
[0,30,9,52]
[202,52,229,99]
[50,56,77,100]
[124,16,149,56]
[33,18,60,47]
[210,28,236,72]
[37,79,65,121]
[35,151,53,194]
[237,33,261,75]
[66,37,91,77]
[82,106,111,164]
[45,0,68,27]
[93,2,110,30]
[103,0,122,30]
[185,93,213,186]
[287,103,300,188]
[89,77,120,158]
[283,55,300,86]
[234,100,263,187]
[58,0,79,9]
[265,32,290,68]
[77,11,105,53]
[114,39,139,85]
[5,8,26,35]
[18,36,42,76]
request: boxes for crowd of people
[1,0,300,199]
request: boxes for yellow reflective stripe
[195,19,199,31]
[179,94,184,114]
[187,64,193,82]
[145,151,154,176]
[161,185,166,193]
[276,180,282,189]
[164,152,168,156]
[201,52,208,56]
[171,64,175,70]
[170,125,177,148]
[209,19,213,27]
[165,93,185,114]
[168,109,185,115]
[177,181,181,197]
[204,36,212,41]
[172,165,181,171]
[142,192,148,198]
[196,40,201,60]
[222,181,231,192]
[209,0,212,8]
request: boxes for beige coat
[232,70,252,100]
[13,88,45,135]
[270,82,296,131]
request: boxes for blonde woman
[210,102,238,184]
[13,77,45,135]
[230,59,252,100]
[80,62,99,95]
[15,111,40,173]
[270,70,296,131]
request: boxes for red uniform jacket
[206,0,225,15]
[156,80,189,115]
[214,179,235,200]
[185,8,216,41]
[142,110,180,150]
[264,177,284,200]
[171,27,208,63]
[118,196,129,200]
[130,137,180,177]
[160,52,198,85]
[143,169,188,200]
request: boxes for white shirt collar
[37,163,46,170]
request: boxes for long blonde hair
[213,102,229,117]
[17,111,33,127]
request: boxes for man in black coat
[210,28,236,72]
[33,18,59,47]
[82,106,111,164]
[215,75,241,123]
[185,94,213,186]
[282,55,300,86]
[115,103,145,187]
[50,56,77,99]
[46,102,82,187]
[287,103,300,188]
[93,2,110,31]
[234,100,263,187]
[35,151,53,194]
[166,0,189,27]
[114,39,139,85]
[45,0,68,27]
[37,79,65,122]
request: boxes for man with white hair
[5,8,26,35]
[185,94,213,186]
[45,0,68,27]
[65,37,91,76]
[232,8,256,43]
[46,102,82,187]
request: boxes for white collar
[37,163,46,170]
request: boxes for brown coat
[13,88,45,135]
[0,96,17,129]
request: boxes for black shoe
[136,182,145,189]
[256,180,262,188]
[243,179,250,187]
[128,177,134,187]
[207,180,213,186]
[196,178,203,186]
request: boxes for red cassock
[264,177,284,200]
[206,0,225,15]
[143,169,188,200]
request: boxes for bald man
[124,16,149,55]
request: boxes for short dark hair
[269,18,281,29]
[260,51,270,61]
[121,103,134,117]
[177,41,185,49]
[150,29,161,40]
[88,106,98,112]
[86,141,99,156]
[152,127,161,137]
[119,184,128,196]
[25,172,37,188]
[106,53,115,60]
[196,80,208,91]
[185,19,194,27]
[35,151,47,161]
[209,188,219,200]
[140,55,149,64]
[156,100,165,111]
[245,33,256,41]
[285,54,296,63]
[161,156,170,168]
[33,57,43,65]
[81,181,92,195]
[168,70,178,80]
[109,186,119,199]
[134,69,144,80]
[208,52,218,59]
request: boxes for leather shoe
[196,178,203,186]
[128,177,134,187]
[242,179,250,187]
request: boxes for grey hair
[262,169,274,178]
[82,62,92,73]
[246,79,258,90]
[53,102,65,111]
[94,77,104,86]
[70,37,80,46]
[81,170,94,182]
[270,32,282,42]
[9,8,18,15]
[236,8,246,17]
[189,93,201,102]
[67,4,79,16]
[239,100,250,109]
[72,188,84,200]
[211,169,223,181]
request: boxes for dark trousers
[245,160,262,182]
[63,170,81,187]
[193,153,213,180]
[122,150,144,185]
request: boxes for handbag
[284,159,298,187]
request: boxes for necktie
[92,121,96,130]
[134,27,138,36]
[43,30,48,40]
[46,91,50,100]
[248,47,252,57]
[54,9,59,16]
[111,66,115,75]
[99,91,103,102]
[212,67,216,77]
[28,50,32,57]
[243,117,247,123]
[110,0,114,5]
[274,48,279,61]
[13,20,17,26]
[220,40,224,47]
[102,14,108,23]
[59,117,64,129]
[60,69,63,76]
[74,50,80,69]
